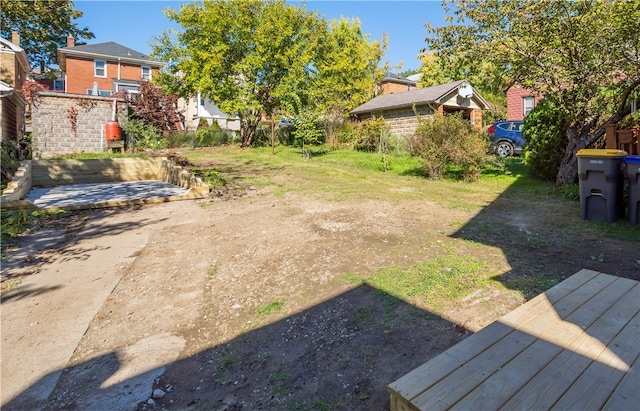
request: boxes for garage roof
[350,80,491,115]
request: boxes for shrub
[523,98,569,182]
[123,119,163,150]
[197,117,210,129]
[276,123,296,146]
[351,116,390,152]
[1,137,31,191]
[290,110,325,147]
[252,127,272,147]
[410,113,489,181]
[195,123,229,147]
[165,131,195,148]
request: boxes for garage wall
[358,106,435,138]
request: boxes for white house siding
[440,93,484,110]
[178,93,240,133]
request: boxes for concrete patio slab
[24,181,190,209]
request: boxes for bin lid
[624,155,640,164]
[576,148,628,157]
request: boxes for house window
[54,79,64,91]
[141,66,151,81]
[200,98,205,106]
[86,88,111,96]
[94,60,106,77]
[116,84,139,93]
[523,96,535,116]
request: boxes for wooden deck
[388,269,640,411]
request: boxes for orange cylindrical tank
[105,121,121,141]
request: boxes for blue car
[487,120,525,157]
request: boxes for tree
[417,50,506,120]
[129,81,185,132]
[1,0,94,71]
[425,0,640,185]
[305,17,387,147]
[152,0,325,147]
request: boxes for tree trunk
[239,116,261,148]
[556,129,583,186]
[555,87,639,186]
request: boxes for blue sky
[74,1,450,71]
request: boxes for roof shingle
[59,42,159,64]
[351,80,469,115]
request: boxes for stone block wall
[360,106,434,138]
[31,92,126,158]
[0,160,31,202]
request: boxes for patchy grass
[343,251,493,314]
[256,299,285,316]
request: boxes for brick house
[350,80,490,138]
[379,72,418,95]
[0,32,30,143]
[57,36,164,95]
[505,85,543,121]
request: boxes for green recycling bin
[624,155,640,225]
[577,149,627,222]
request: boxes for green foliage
[410,114,489,181]
[276,122,296,146]
[256,299,285,316]
[291,111,325,147]
[1,209,66,248]
[123,119,163,150]
[417,50,506,112]
[1,0,94,70]
[1,143,20,191]
[154,0,327,147]
[557,183,579,201]
[195,124,230,147]
[351,117,390,152]
[349,251,489,311]
[619,111,640,129]
[190,168,227,189]
[1,136,31,191]
[426,0,640,185]
[309,17,387,146]
[197,117,210,129]
[523,98,569,181]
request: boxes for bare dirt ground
[2,155,639,411]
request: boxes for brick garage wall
[31,92,126,158]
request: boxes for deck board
[388,270,640,411]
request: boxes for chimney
[11,31,20,46]
[67,34,75,48]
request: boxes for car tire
[495,141,514,157]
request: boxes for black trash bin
[624,155,640,225]
[577,149,627,222]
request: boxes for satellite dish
[458,82,473,99]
